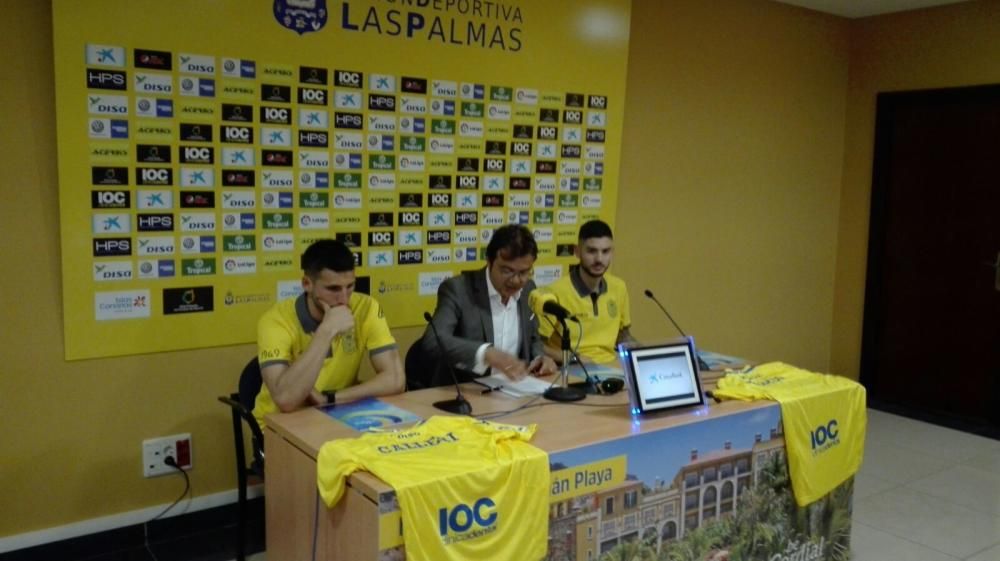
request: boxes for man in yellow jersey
[534,220,635,364]
[254,239,404,426]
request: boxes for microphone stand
[423,312,472,415]
[542,316,586,402]
[644,290,710,372]
[644,289,686,338]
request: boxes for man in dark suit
[417,225,558,387]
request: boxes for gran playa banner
[543,405,851,561]
[371,404,851,560]
[52,0,630,359]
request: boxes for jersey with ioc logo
[713,362,867,506]
[317,416,549,560]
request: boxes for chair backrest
[404,340,431,391]
[217,357,265,469]
[238,357,263,411]
[405,338,461,390]
[218,358,265,561]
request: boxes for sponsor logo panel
[163,286,214,314]
[93,260,132,281]
[95,290,150,320]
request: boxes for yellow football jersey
[254,292,396,427]
[533,267,630,364]
[317,416,549,561]
[714,362,867,506]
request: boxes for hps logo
[810,420,840,455]
[438,497,497,544]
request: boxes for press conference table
[262,369,841,561]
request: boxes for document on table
[481,373,554,397]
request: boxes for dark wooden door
[861,85,1000,437]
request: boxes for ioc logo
[438,498,496,536]
[810,420,839,450]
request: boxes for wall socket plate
[142,433,192,478]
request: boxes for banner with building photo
[370,405,852,561]
[53,0,630,359]
[545,406,853,561]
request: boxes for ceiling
[773,0,972,18]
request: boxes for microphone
[644,289,710,371]
[529,291,579,323]
[423,311,472,415]
[542,300,576,322]
[527,292,585,402]
[643,289,687,337]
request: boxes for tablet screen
[624,342,704,413]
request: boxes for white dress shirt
[473,269,522,373]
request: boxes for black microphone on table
[529,292,587,401]
[529,292,580,324]
[643,289,687,337]
[536,295,600,392]
[423,311,472,415]
[643,289,710,372]
[541,299,579,323]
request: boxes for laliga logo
[810,420,839,453]
[438,497,497,538]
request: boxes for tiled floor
[234,409,1000,561]
[851,409,1000,561]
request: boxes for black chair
[405,338,472,390]
[405,339,433,391]
[217,357,265,561]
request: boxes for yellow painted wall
[0,3,423,538]
[831,0,1000,377]
[4,0,992,542]
[617,0,848,369]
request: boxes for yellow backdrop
[54,0,630,359]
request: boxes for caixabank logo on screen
[274,0,523,51]
[163,286,213,315]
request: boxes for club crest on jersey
[341,332,357,353]
[274,0,328,35]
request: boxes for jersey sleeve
[316,441,364,507]
[474,419,538,442]
[361,297,396,353]
[257,309,293,368]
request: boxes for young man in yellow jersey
[254,240,404,426]
[535,220,635,364]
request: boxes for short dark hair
[578,219,613,242]
[486,225,538,262]
[300,239,355,276]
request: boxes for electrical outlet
[142,433,192,478]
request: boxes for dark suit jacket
[415,268,543,388]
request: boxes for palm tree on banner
[600,539,657,561]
